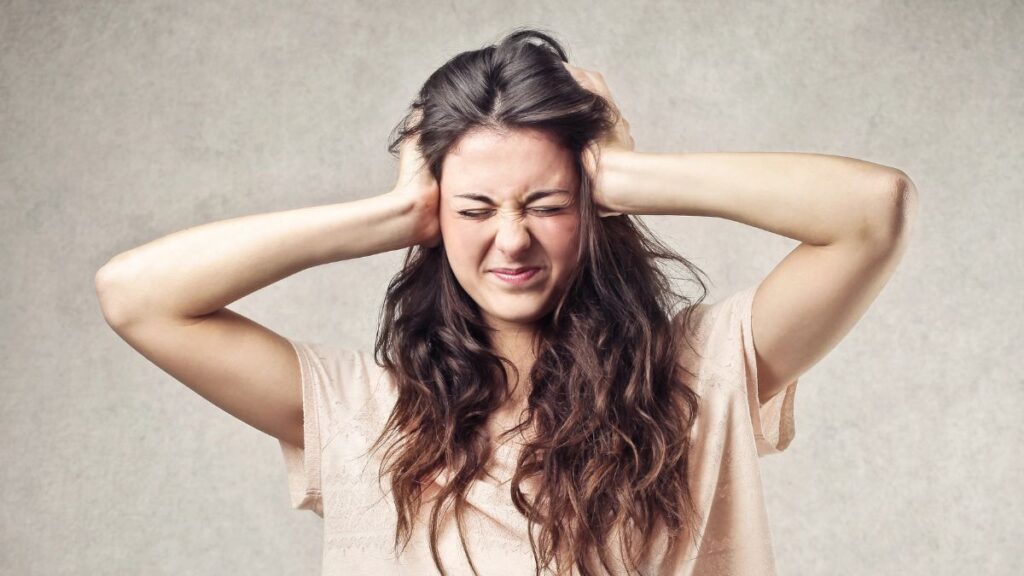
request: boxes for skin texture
[439,127,581,403]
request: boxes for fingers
[563,62,597,93]
[563,61,587,84]
[407,106,424,126]
[399,110,426,168]
[563,63,606,90]
[563,62,622,114]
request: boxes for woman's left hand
[563,62,635,217]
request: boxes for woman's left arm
[599,150,920,404]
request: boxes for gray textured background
[2,0,1020,574]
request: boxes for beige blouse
[279,282,798,575]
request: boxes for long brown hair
[369,28,711,576]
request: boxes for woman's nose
[494,211,532,256]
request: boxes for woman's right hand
[391,112,441,248]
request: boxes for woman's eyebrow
[454,189,570,205]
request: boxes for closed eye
[457,209,493,218]
[457,207,565,218]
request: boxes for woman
[95,29,918,576]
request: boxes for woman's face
[440,127,581,333]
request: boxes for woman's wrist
[594,148,642,216]
[386,185,440,248]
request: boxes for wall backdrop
[2,0,1020,574]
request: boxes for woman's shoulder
[671,284,760,390]
[288,339,395,404]
[675,285,758,347]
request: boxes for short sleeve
[731,283,798,457]
[693,284,799,458]
[278,338,375,517]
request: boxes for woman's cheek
[547,214,580,250]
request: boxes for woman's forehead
[443,128,577,196]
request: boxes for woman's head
[374,28,710,576]
[440,126,580,332]
[387,28,618,336]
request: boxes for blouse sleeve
[731,283,798,457]
[278,338,375,517]
[690,283,799,458]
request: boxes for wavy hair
[367,28,711,576]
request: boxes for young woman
[95,29,918,576]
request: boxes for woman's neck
[489,325,538,409]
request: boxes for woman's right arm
[94,186,437,449]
